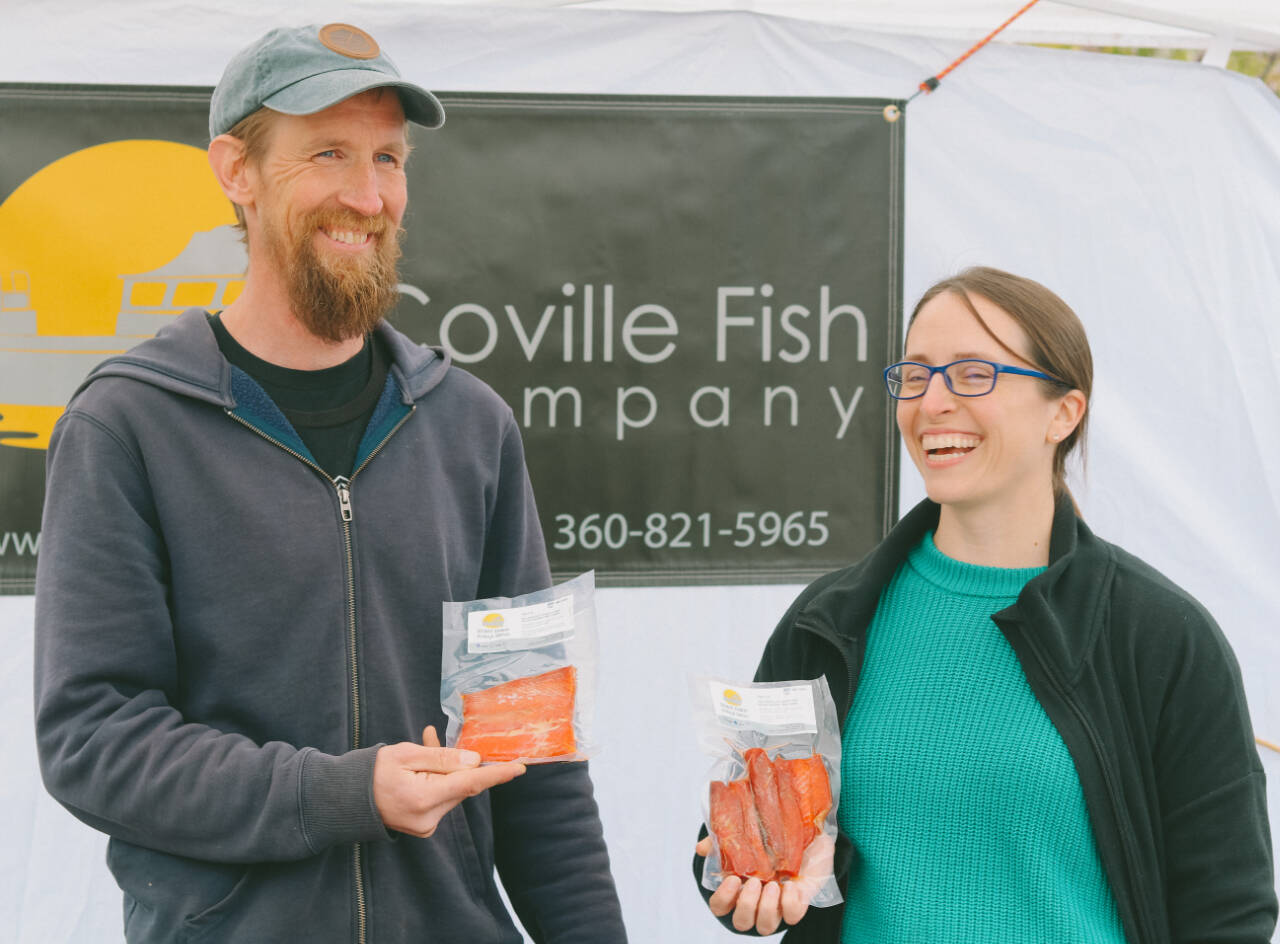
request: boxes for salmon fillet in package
[692,675,842,909]
[441,572,597,764]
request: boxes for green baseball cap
[209,23,445,139]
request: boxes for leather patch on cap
[318,23,379,60]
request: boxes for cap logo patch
[318,23,379,60]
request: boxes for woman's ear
[1049,389,1087,443]
[207,134,255,212]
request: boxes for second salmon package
[692,675,843,908]
[441,572,597,764]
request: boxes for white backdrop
[4,4,1279,942]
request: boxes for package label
[467,596,576,653]
[709,681,818,734]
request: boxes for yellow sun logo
[0,139,241,449]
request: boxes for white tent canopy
[3,4,1279,942]
[29,0,1280,50]
[485,0,1280,51]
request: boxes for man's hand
[373,726,525,837]
[696,832,834,934]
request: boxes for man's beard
[264,207,403,343]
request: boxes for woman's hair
[907,266,1093,497]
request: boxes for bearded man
[34,23,627,944]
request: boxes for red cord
[915,0,1044,96]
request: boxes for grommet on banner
[882,104,901,123]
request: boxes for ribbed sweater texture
[838,534,1127,943]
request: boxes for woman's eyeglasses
[883,359,1067,400]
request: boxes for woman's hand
[696,833,833,933]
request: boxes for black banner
[0,85,903,590]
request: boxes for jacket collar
[799,498,942,647]
[995,494,1114,687]
[803,493,1111,686]
[72,308,452,408]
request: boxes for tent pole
[1048,0,1280,60]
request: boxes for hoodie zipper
[225,405,415,944]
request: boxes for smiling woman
[693,266,1276,943]
[904,268,1093,504]
[894,269,1089,565]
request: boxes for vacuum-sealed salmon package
[441,572,597,764]
[692,675,842,908]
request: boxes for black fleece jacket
[696,496,1275,943]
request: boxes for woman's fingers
[706,835,827,931]
[731,878,763,932]
[722,877,786,934]
[780,878,813,925]
[755,881,783,935]
[707,874,742,917]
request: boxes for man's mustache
[303,209,394,240]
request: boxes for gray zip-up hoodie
[34,309,626,943]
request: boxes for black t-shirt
[209,313,389,478]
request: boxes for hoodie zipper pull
[335,476,353,522]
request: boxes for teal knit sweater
[838,534,1127,943]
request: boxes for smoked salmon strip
[744,748,793,877]
[709,778,774,881]
[770,755,811,877]
[783,754,832,834]
[456,665,577,761]
[708,750,832,883]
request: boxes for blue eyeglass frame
[883,359,1067,400]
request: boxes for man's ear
[208,134,255,212]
